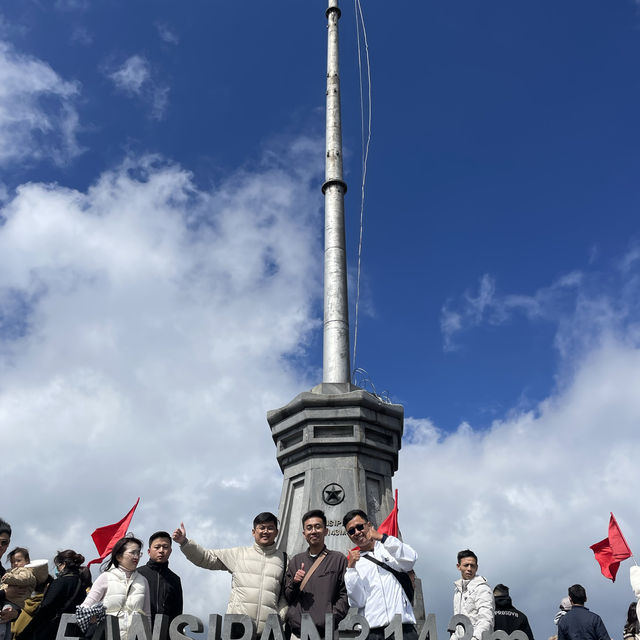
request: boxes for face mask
[54,567,60,577]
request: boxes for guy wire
[352,0,372,381]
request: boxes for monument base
[268,383,403,555]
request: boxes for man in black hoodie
[493,584,534,640]
[137,531,183,639]
[0,518,11,579]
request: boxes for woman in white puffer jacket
[81,537,150,640]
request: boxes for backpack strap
[362,554,414,603]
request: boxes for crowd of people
[0,512,638,640]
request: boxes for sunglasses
[347,523,366,536]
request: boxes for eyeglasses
[304,524,325,532]
[0,541,9,547]
[124,550,141,557]
[347,523,366,536]
[255,525,276,533]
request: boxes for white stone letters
[260,614,285,640]
[57,611,523,640]
[447,614,472,640]
[337,610,369,640]
[417,614,438,640]
[221,614,255,640]
[384,615,403,640]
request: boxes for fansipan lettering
[56,612,526,640]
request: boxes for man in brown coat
[284,510,348,640]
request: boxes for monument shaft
[269,0,404,559]
[323,0,350,385]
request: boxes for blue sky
[2,1,640,638]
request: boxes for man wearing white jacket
[452,549,494,640]
[343,509,418,640]
[173,512,287,635]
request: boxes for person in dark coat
[0,519,18,628]
[0,520,11,579]
[136,531,183,639]
[493,584,534,640]
[284,509,349,639]
[20,550,86,640]
[557,584,609,640]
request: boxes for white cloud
[54,0,89,10]
[71,26,93,46]
[156,23,179,45]
[440,270,585,352]
[108,55,169,120]
[0,40,81,165]
[0,139,323,617]
[109,55,149,94]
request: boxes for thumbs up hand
[294,562,306,583]
[172,522,187,545]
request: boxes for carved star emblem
[323,483,344,505]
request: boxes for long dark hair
[625,602,639,635]
[102,536,142,571]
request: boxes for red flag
[87,498,140,566]
[589,512,632,582]
[378,489,399,538]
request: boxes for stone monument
[267,0,405,557]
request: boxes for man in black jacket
[137,531,183,638]
[0,518,18,626]
[0,518,11,578]
[493,584,534,640]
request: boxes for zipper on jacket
[256,551,267,623]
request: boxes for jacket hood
[454,575,489,591]
[631,565,640,597]
[494,594,513,609]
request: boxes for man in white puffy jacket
[173,512,287,635]
[452,549,494,640]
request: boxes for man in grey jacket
[173,512,286,635]
[452,549,494,640]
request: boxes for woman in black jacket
[20,550,87,640]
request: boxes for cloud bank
[2,136,638,634]
[0,138,323,618]
[417,260,640,636]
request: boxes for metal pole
[322,0,350,384]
